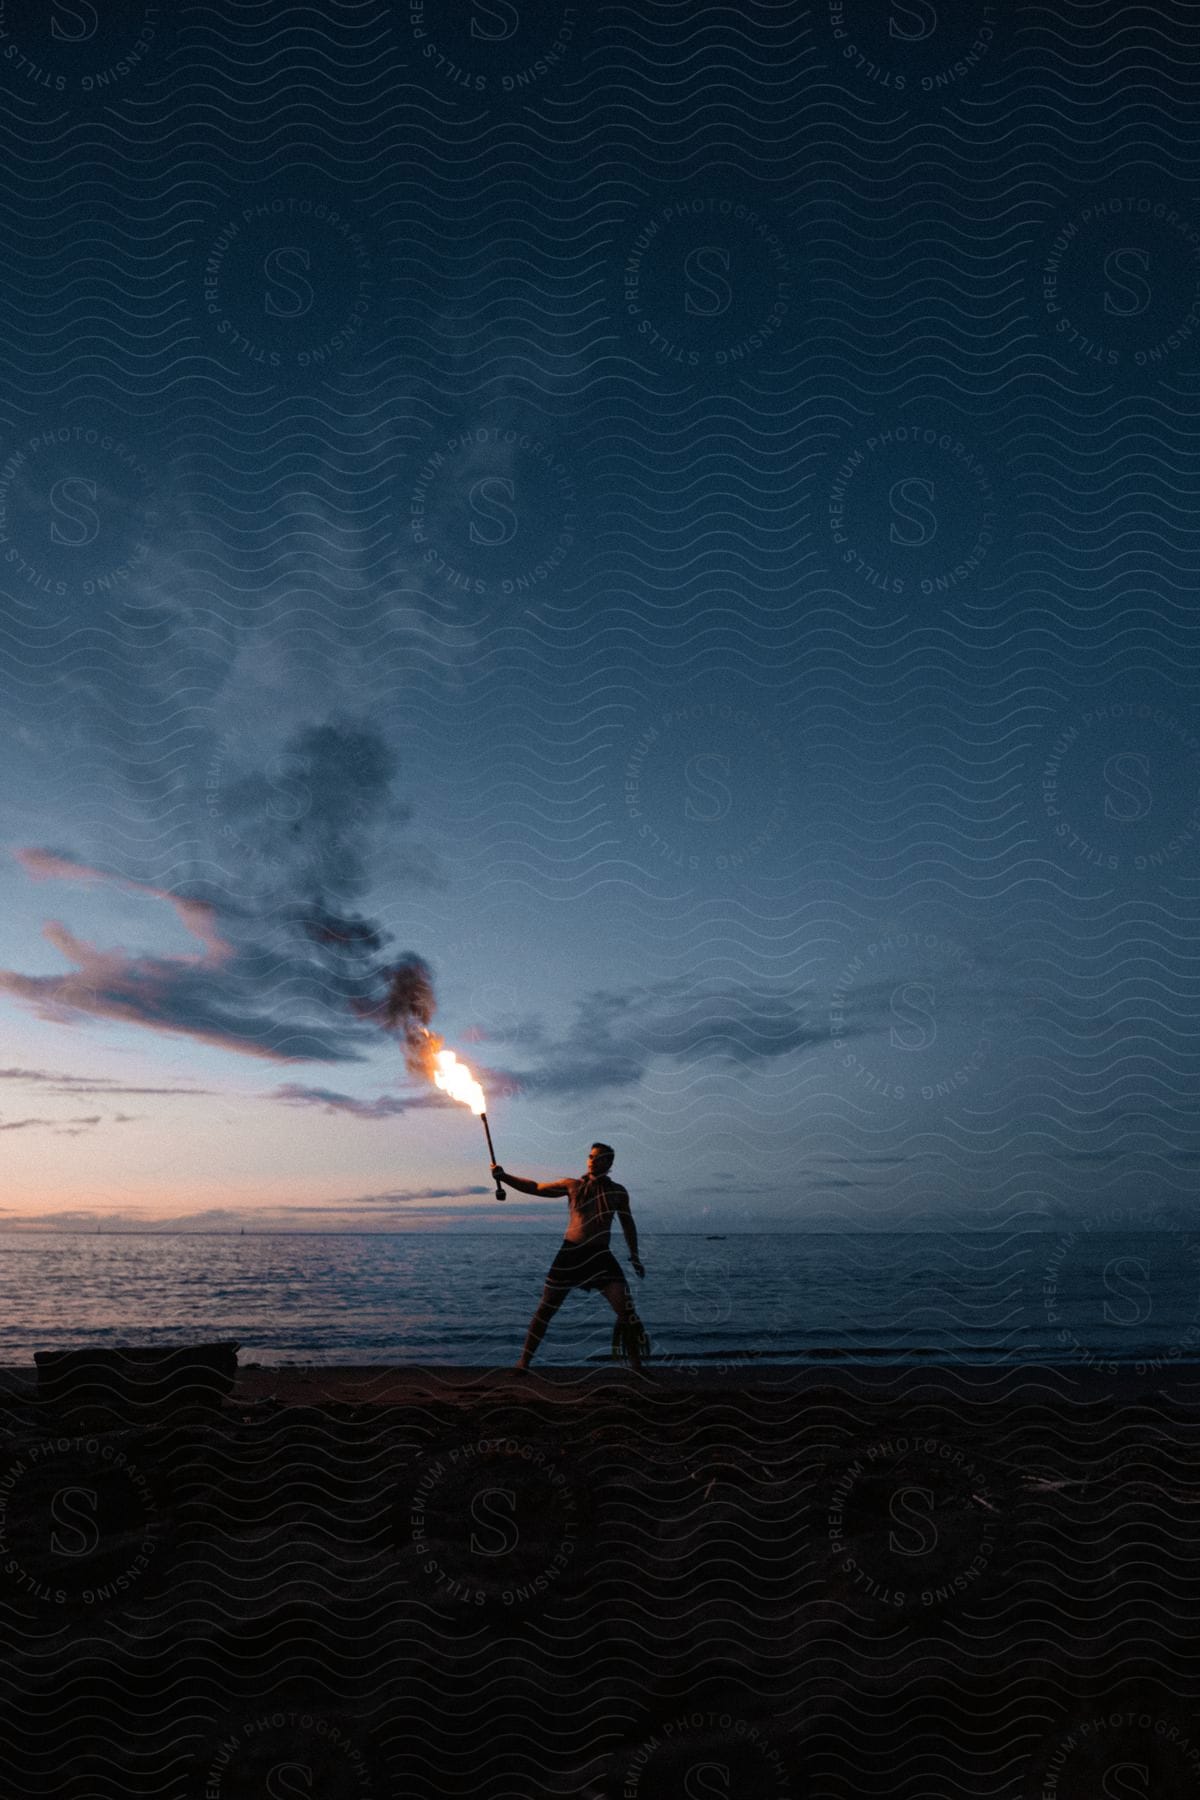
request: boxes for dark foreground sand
[2,1358,1200,1797]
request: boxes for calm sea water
[0,1231,1197,1369]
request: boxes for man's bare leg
[600,1279,646,1373]
[515,1281,566,1371]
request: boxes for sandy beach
[2,1357,1199,1796]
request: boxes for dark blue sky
[0,0,1198,1230]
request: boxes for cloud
[0,1210,134,1229]
[269,1082,446,1120]
[0,1111,105,1134]
[0,722,436,1066]
[828,971,997,1037]
[216,720,407,904]
[0,1192,493,1231]
[0,877,351,1061]
[489,978,828,1097]
[483,953,1005,1105]
[8,463,460,826]
[0,1067,212,1096]
[292,1187,489,1205]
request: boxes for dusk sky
[1,1,1198,1232]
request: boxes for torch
[373,958,507,1202]
[432,1048,507,1202]
[480,1110,506,1203]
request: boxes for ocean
[1,1229,1198,1370]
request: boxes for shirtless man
[491,1141,648,1374]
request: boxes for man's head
[587,1141,615,1176]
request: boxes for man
[491,1141,648,1374]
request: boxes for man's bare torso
[563,1173,627,1247]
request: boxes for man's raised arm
[492,1164,572,1197]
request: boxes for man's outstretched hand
[491,1163,506,1181]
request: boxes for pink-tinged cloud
[2,724,434,1067]
[16,848,232,961]
[17,848,101,883]
[0,850,390,1064]
[0,910,300,1062]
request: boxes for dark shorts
[545,1238,625,1293]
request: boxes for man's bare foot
[512,1362,530,1376]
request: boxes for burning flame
[374,963,487,1116]
[432,1046,486,1115]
